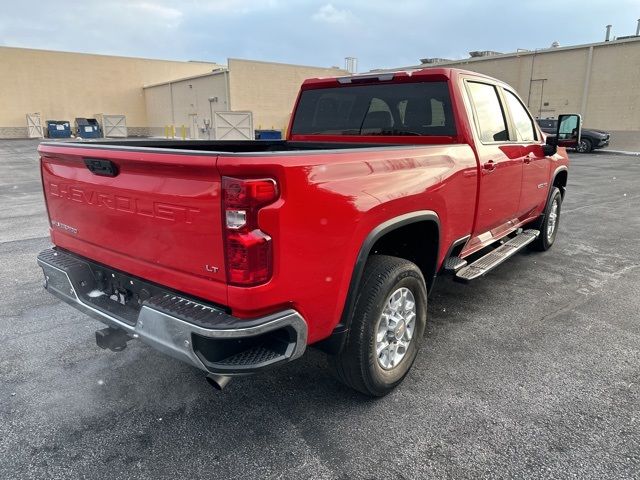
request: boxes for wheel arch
[552,167,568,198]
[315,211,440,354]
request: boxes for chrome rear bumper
[37,248,307,375]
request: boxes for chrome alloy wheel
[375,287,417,370]
[547,197,559,241]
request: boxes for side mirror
[543,135,557,156]
[556,114,582,148]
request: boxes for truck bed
[38,138,478,341]
[44,139,409,154]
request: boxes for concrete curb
[593,149,640,157]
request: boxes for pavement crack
[539,297,589,323]
[563,193,640,214]
[0,235,50,246]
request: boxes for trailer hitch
[95,327,131,352]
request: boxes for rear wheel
[529,187,562,251]
[576,138,593,153]
[329,255,427,397]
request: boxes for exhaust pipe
[605,24,612,41]
[206,373,232,391]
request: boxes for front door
[465,81,523,245]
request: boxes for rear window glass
[537,119,557,129]
[290,82,456,136]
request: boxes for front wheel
[329,255,427,397]
[529,187,562,251]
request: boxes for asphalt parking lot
[1,139,639,479]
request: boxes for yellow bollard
[181,125,186,140]
[164,125,168,138]
[171,125,175,139]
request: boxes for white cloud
[312,4,354,25]
[196,0,282,15]
[131,2,183,20]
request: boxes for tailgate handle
[84,158,119,177]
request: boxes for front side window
[290,82,456,136]
[505,90,536,142]
[466,81,508,143]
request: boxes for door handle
[483,160,496,172]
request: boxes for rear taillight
[222,177,278,286]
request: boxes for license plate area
[39,248,229,328]
[77,264,155,325]
[50,250,198,326]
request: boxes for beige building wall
[585,41,640,131]
[410,37,640,139]
[413,38,640,133]
[144,84,173,136]
[228,58,345,132]
[144,72,230,138]
[0,46,221,137]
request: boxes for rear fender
[315,211,439,354]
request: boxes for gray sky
[1,0,637,71]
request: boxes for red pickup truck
[37,68,580,396]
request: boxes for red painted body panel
[37,68,569,345]
[40,145,228,305]
[217,144,477,342]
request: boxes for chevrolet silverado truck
[37,68,580,396]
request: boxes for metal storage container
[46,120,72,138]
[75,118,102,138]
[255,129,282,140]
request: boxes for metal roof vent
[468,50,502,58]
[419,57,452,64]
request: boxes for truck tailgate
[38,144,227,304]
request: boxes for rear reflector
[226,230,272,285]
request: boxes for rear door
[464,80,523,241]
[502,88,550,217]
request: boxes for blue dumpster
[46,120,72,138]
[255,129,282,140]
[75,118,102,138]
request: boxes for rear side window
[466,82,508,143]
[290,82,456,136]
[504,90,536,142]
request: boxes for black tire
[529,187,562,251]
[576,137,593,153]
[329,255,427,397]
